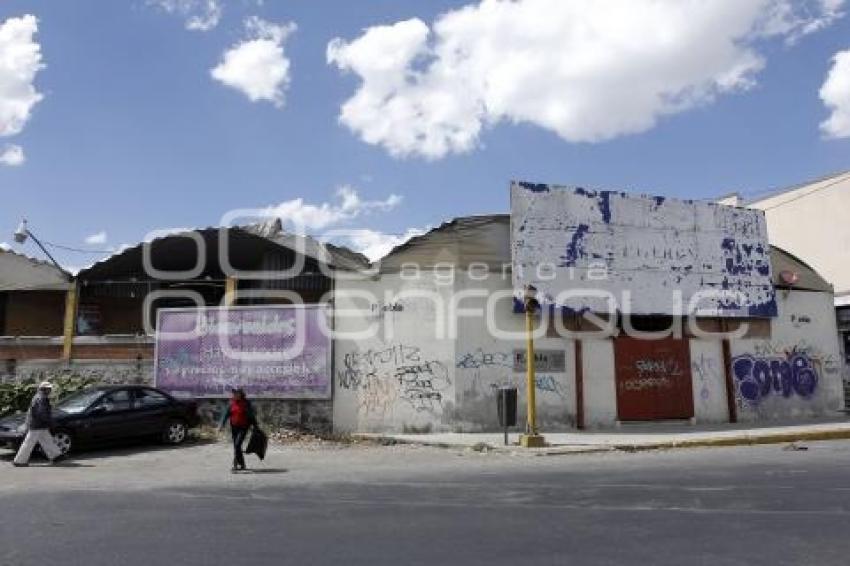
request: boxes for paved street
[2,439,850,566]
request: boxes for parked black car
[0,385,200,455]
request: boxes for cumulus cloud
[0,144,24,166]
[84,231,108,246]
[265,186,402,231]
[149,0,222,32]
[343,228,425,262]
[211,17,296,107]
[328,0,844,159]
[0,14,44,161]
[820,48,850,138]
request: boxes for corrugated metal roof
[246,221,370,272]
[0,249,71,291]
[77,223,369,281]
[376,215,510,272]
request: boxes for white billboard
[511,181,777,317]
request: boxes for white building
[720,170,850,402]
[332,214,844,433]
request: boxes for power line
[40,239,114,254]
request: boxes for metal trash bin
[497,386,518,445]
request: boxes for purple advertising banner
[155,306,331,399]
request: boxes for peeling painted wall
[511,181,776,317]
[332,265,841,431]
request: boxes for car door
[129,388,173,436]
[84,389,135,442]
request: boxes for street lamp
[13,219,64,272]
[520,284,546,448]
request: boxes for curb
[356,427,850,455]
[611,428,850,452]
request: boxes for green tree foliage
[0,376,98,417]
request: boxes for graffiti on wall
[455,349,567,399]
[691,353,721,408]
[338,345,450,416]
[619,356,684,393]
[456,349,513,370]
[534,375,567,398]
[732,348,822,405]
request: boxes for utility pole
[520,285,546,448]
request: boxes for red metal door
[614,337,694,421]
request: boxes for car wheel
[52,430,73,455]
[163,420,187,445]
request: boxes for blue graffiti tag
[732,351,819,404]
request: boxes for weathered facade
[332,215,844,433]
[0,224,366,432]
[720,170,850,405]
[1,195,843,435]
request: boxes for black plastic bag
[245,428,268,461]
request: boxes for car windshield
[56,389,104,415]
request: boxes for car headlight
[15,423,27,434]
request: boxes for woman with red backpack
[218,387,257,472]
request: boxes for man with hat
[13,381,63,467]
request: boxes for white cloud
[211,17,296,107]
[149,0,222,32]
[0,241,10,251]
[820,48,850,138]
[266,186,402,231]
[343,228,425,262]
[328,0,844,159]
[0,14,43,161]
[84,231,108,246]
[0,144,24,166]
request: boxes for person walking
[13,381,63,467]
[218,387,257,472]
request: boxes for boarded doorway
[614,337,694,421]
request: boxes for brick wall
[2,291,66,336]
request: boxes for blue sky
[0,0,849,269]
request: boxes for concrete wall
[581,338,618,427]
[689,339,729,423]
[730,290,844,421]
[333,268,843,432]
[452,272,575,431]
[333,271,456,432]
[748,173,850,300]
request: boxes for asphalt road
[2,439,850,566]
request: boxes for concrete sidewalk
[356,418,850,455]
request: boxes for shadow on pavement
[237,468,288,474]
